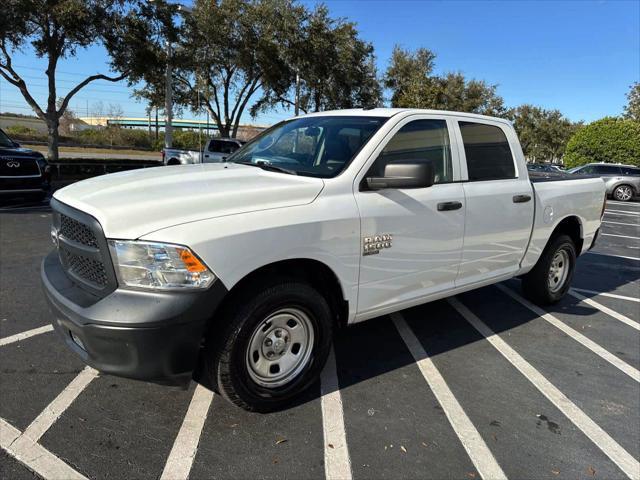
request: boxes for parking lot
[0,198,638,480]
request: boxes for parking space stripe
[496,285,640,382]
[320,346,352,480]
[24,366,99,442]
[605,212,640,217]
[0,325,54,347]
[607,201,640,207]
[1,418,88,480]
[603,221,639,227]
[602,233,640,240]
[586,251,640,261]
[391,312,507,480]
[448,297,640,480]
[606,209,640,215]
[568,290,639,330]
[160,384,214,480]
[572,288,640,303]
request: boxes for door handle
[437,201,463,211]
[513,194,532,203]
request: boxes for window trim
[355,114,463,192]
[454,119,519,183]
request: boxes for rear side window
[208,140,223,152]
[621,166,640,176]
[459,122,515,181]
[594,165,622,175]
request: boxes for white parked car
[43,109,606,412]
[162,138,245,165]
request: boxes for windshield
[228,116,387,178]
[0,129,16,148]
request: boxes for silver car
[568,163,640,202]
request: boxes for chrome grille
[60,214,99,248]
[0,157,41,177]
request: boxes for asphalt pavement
[0,198,638,480]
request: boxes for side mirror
[366,162,435,190]
[13,141,21,148]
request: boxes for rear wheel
[522,234,576,305]
[202,279,333,412]
[613,185,634,202]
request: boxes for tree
[384,46,505,116]
[623,82,640,121]
[256,5,382,115]
[0,0,170,161]
[508,104,580,162]
[160,0,304,138]
[564,117,640,168]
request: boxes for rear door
[454,119,534,286]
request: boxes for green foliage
[564,117,640,168]
[0,0,170,160]
[383,46,505,116]
[507,104,581,162]
[623,82,640,122]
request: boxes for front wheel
[202,279,333,412]
[613,185,634,202]
[521,234,576,305]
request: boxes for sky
[1,0,638,127]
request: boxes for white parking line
[572,288,640,304]
[607,201,640,207]
[160,384,214,480]
[568,290,639,330]
[497,285,640,382]
[392,312,507,480]
[605,211,640,217]
[321,346,352,480]
[1,418,88,480]
[448,297,640,480]
[0,325,54,347]
[22,366,99,442]
[603,221,639,227]
[586,252,640,261]
[606,209,640,215]
[602,233,640,240]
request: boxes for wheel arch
[548,215,584,255]
[215,258,349,330]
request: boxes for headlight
[108,240,215,290]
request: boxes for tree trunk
[219,124,230,138]
[47,117,60,163]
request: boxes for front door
[354,116,465,321]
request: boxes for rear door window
[459,122,516,181]
[620,166,640,176]
[594,165,622,175]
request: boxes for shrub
[564,117,640,168]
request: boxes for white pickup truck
[42,109,605,412]
[162,137,245,165]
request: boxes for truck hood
[53,163,325,239]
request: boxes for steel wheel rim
[615,186,632,201]
[246,307,315,388]
[548,249,570,293]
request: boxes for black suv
[0,128,51,201]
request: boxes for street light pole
[164,41,173,149]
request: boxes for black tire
[167,158,181,165]
[521,234,576,305]
[202,279,333,412]
[612,185,634,202]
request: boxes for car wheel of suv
[522,234,576,305]
[202,279,333,412]
[613,185,634,202]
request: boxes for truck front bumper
[41,251,227,386]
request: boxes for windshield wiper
[234,161,297,175]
